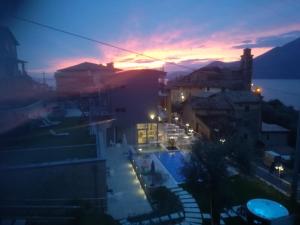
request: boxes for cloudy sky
[4,0,300,74]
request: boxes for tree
[183,137,254,225]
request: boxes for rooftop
[214,90,261,103]
[167,66,245,90]
[57,62,119,72]
[262,122,289,132]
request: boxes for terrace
[0,117,96,166]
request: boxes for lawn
[0,117,97,165]
[0,145,97,166]
[182,175,299,224]
[0,117,95,149]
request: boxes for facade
[105,69,167,145]
[0,26,47,134]
[261,122,290,147]
[182,91,261,140]
[166,48,254,120]
[55,62,118,99]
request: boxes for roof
[167,66,245,90]
[57,62,115,72]
[102,69,166,90]
[190,95,233,111]
[214,91,261,103]
[262,122,289,132]
[0,26,19,45]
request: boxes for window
[136,123,157,144]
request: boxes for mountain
[253,37,300,79]
[205,37,300,79]
[205,60,239,69]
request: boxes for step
[185,217,202,224]
[185,212,202,218]
[184,207,200,213]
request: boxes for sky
[3,0,300,75]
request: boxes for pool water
[247,198,289,220]
[155,151,186,183]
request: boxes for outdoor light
[186,123,190,127]
[275,164,284,176]
[254,87,262,94]
[219,138,226,143]
[149,113,155,120]
[174,116,179,121]
[188,128,193,133]
[138,148,142,152]
[181,95,185,101]
[158,116,162,122]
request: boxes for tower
[240,48,253,90]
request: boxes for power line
[12,16,196,72]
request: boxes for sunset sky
[5,0,300,74]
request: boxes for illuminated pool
[247,198,289,221]
[154,151,186,183]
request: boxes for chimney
[106,62,114,71]
[240,48,253,90]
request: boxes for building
[104,69,167,145]
[166,48,254,120]
[261,122,290,147]
[0,26,27,77]
[182,91,261,140]
[55,62,119,99]
[0,26,48,134]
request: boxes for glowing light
[158,116,162,122]
[186,123,190,127]
[138,148,143,152]
[219,138,226,143]
[174,116,179,121]
[149,113,156,120]
[188,128,194,133]
[253,86,262,94]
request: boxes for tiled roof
[57,62,113,72]
[262,122,289,132]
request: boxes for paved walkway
[106,145,152,219]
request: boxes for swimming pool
[154,151,186,183]
[247,198,289,221]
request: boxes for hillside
[253,37,300,79]
[203,37,300,79]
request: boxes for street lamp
[149,113,155,120]
[149,112,158,146]
[219,138,226,144]
[275,164,284,177]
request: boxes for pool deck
[106,145,152,219]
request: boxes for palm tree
[183,136,254,225]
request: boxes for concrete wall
[0,159,107,212]
[109,70,165,145]
[233,102,261,139]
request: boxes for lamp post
[275,164,284,177]
[149,112,159,146]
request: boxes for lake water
[253,79,300,110]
